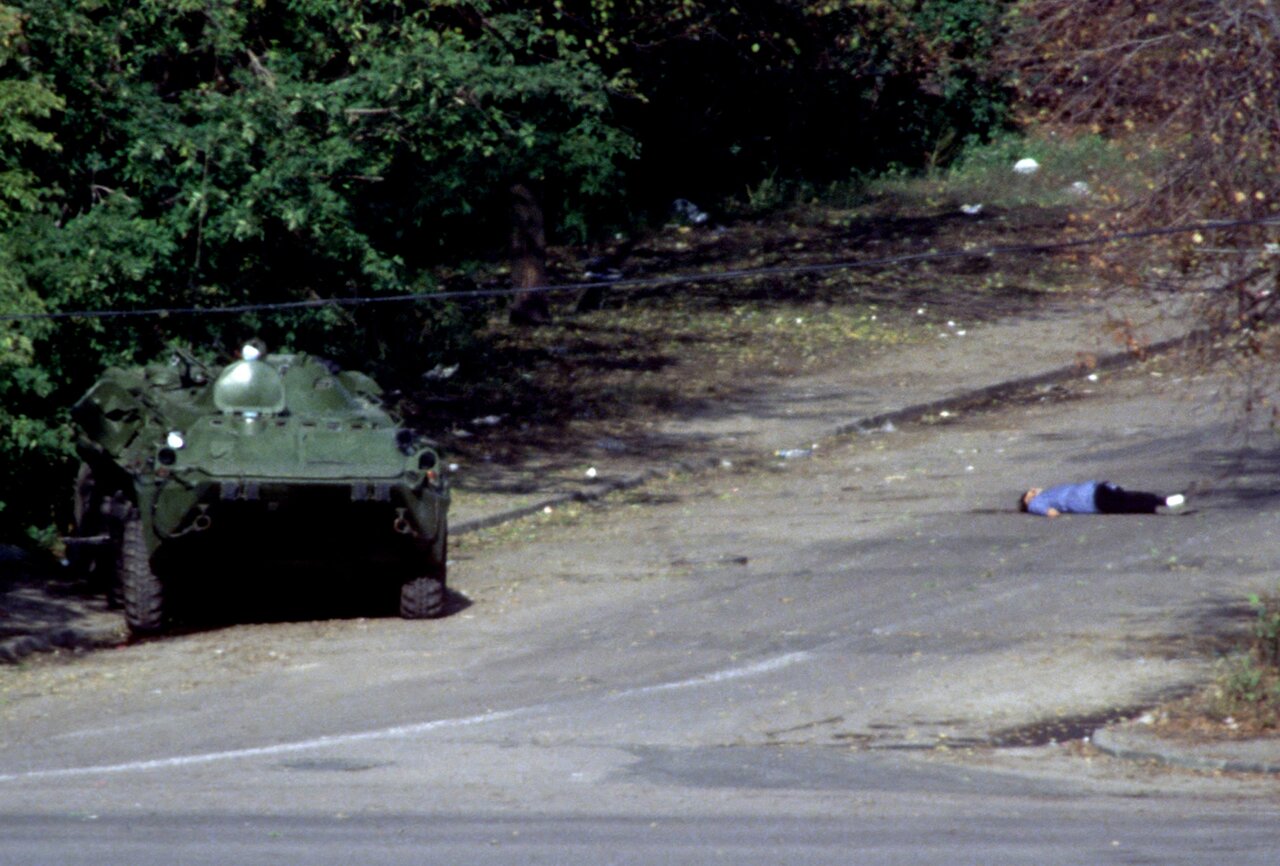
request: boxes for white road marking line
[616,650,812,696]
[0,651,812,782]
[0,708,524,782]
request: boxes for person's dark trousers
[1094,482,1163,514]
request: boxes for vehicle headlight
[166,430,186,450]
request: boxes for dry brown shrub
[1002,1,1280,374]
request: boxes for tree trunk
[508,182,552,326]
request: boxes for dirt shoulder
[413,202,1137,493]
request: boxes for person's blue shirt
[1026,481,1101,515]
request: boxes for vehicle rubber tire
[399,575,445,619]
[400,533,447,619]
[119,512,165,635]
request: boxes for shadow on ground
[0,554,112,643]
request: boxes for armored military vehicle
[68,342,449,635]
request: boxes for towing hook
[167,504,213,539]
[392,508,415,536]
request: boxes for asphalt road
[1,361,1278,864]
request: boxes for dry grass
[1147,590,1280,741]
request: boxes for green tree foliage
[531,0,1011,206]
[0,5,61,226]
[1,5,63,532]
[0,0,637,538]
[0,0,1010,541]
[14,0,635,332]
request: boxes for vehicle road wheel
[400,534,447,619]
[119,512,165,635]
[399,575,444,619]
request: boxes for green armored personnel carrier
[68,342,449,635]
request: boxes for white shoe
[1165,493,1186,509]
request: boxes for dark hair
[1018,490,1032,512]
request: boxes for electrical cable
[2,213,1277,323]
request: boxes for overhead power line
[2,213,1277,324]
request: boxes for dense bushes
[0,0,1011,541]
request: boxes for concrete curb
[451,457,726,536]
[1092,726,1280,775]
[832,332,1195,438]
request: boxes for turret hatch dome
[213,358,286,414]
